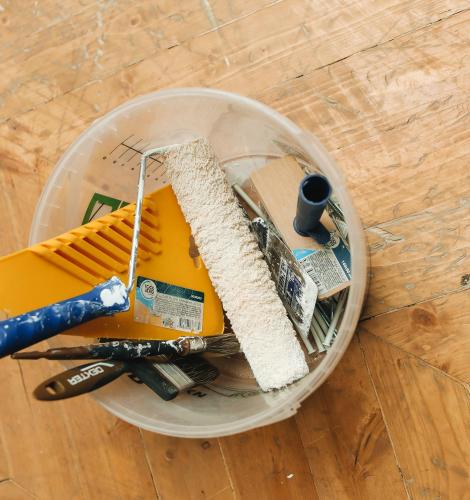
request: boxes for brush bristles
[173,357,219,385]
[204,333,240,355]
[153,363,193,389]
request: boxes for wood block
[250,156,334,251]
[250,156,351,298]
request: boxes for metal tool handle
[127,145,179,292]
[34,360,128,401]
[0,277,129,358]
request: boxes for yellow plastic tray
[0,186,224,340]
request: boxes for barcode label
[299,259,322,288]
[293,233,351,297]
[178,318,201,331]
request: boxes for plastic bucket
[30,88,368,438]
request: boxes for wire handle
[127,144,179,292]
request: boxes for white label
[135,277,204,333]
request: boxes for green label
[82,193,129,224]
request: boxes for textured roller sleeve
[163,139,309,391]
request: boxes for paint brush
[33,356,219,401]
[12,333,240,361]
[145,356,219,392]
[33,360,129,401]
[33,360,178,401]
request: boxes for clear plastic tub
[29,88,368,438]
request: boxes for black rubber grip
[33,360,128,401]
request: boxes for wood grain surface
[1,1,469,498]
[361,332,470,499]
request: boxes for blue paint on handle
[293,174,332,244]
[0,277,129,358]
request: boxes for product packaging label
[134,276,204,333]
[278,256,306,317]
[293,234,351,297]
[250,217,318,345]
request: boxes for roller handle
[34,360,128,401]
[0,277,129,358]
[293,174,332,244]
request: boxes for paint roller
[161,138,309,391]
[0,146,175,358]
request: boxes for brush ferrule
[152,362,194,390]
[179,336,207,354]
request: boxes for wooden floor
[1,1,469,498]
